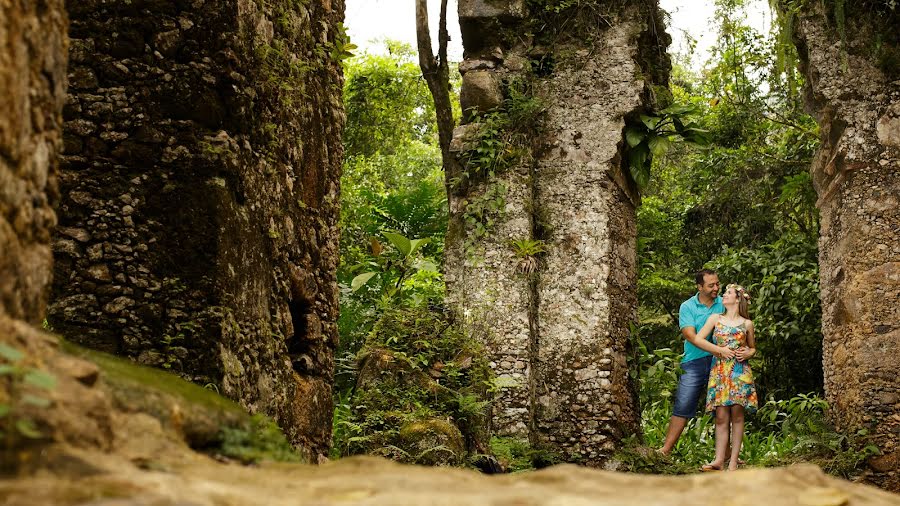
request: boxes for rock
[876,103,900,149]
[51,354,101,386]
[459,0,527,19]
[397,418,466,466]
[459,58,496,74]
[450,124,480,153]
[460,70,503,115]
[87,264,113,282]
[57,226,92,242]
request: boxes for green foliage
[624,327,876,478]
[487,437,561,472]
[510,238,547,274]
[218,414,304,464]
[0,343,57,442]
[454,75,545,258]
[343,42,438,158]
[328,22,357,62]
[637,0,821,403]
[337,43,454,395]
[624,103,710,189]
[349,230,436,303]
[456,78,544,188]
[333,306,493,464]
[709,235,822,398]
[771,0,900,78]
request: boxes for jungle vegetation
[332,0,882,476]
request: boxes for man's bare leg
[659,416,688,454]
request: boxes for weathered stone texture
[0,1,68,324]
[795,4,900,491]
[533,26,646,460]
[447,1,666,463]
[50,0,345,460]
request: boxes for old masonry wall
[447,0,670,464]
[793,2,900,491]
[49,0,345,460]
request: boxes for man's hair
[695,269,717,285]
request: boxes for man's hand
[735,347,754,361]
[717,347,736,360]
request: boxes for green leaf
[351,272,377,292]
[15,419,43,439]
[640,114,661,130]
[0,365,16,375]
[0,343,24,363]
[22,394,51,408]
[382,231,411,257]
[408,238,430,258]
[629,147,650,188]
[0,404,9,417]
[625,127,646,148]
[659,103,693,115]
[648,135,671,156]
[23,370,57,390]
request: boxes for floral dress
[706,320,758,413]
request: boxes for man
[659,269,734,455]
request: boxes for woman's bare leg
[728,405,745,470]
[711,406,729,468]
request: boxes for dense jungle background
[331,0,882,475]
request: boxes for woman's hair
[725,283,751,320]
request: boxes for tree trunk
[415,0,457,187]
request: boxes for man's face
[698,274,720,299]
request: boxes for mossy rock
[356,348,456,402]
[396,418,466,466]
[60,340,301,463]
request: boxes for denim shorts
[672,355,713,418]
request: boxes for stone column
[50,0,344,460]
[795,4,900,491]
[447,0,668,463]
[0,0,67,323]
[531,17,649,463]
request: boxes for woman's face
[722,287,737,305]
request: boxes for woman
[694,283,758,471]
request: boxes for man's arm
[682,316,734,359]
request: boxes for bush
[333,306,493,466]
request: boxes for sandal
[700,463,723,472]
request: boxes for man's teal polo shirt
[678,293,724,363]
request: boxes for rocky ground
[1,319,898,505]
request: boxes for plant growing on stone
[0,343,57,443]
[510,238,547,274]
[624,103,710,189]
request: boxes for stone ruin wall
[447,0,668,464]
[48,0,345,460]
[794,3,900,490]
[0,0,67,323]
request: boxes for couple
[658,269,758,472]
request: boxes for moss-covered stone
[397,418,466,466]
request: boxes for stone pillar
[794,4,900,491]
[0,0,67,323]
[531,19,648,462]
[447,0,668,463]
[50,0,344,460]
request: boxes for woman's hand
[735,346,755,361]
[717,347,736,360]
